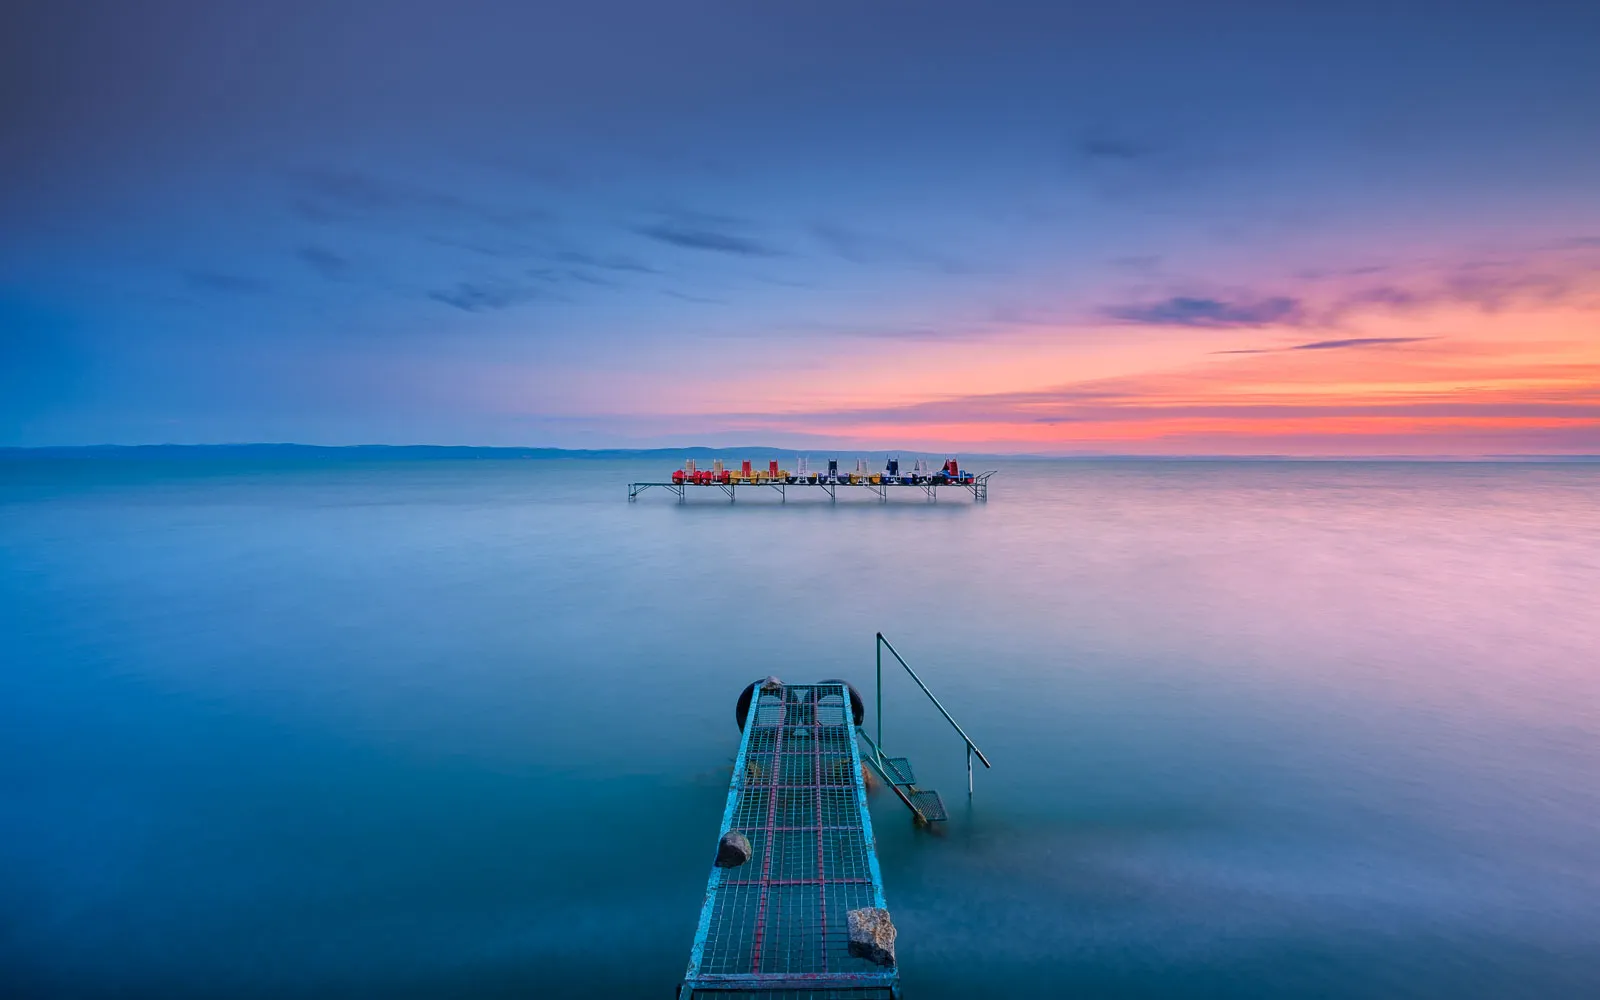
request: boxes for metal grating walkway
[680,682,899,999]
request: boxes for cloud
[560,269,619,288]
[1115,250,1599,339]
[661,289,725,304]
[427,282,546,312]
[1336,286,1424,310]
[1216,336,1432,355]
[296,245,349,279]
[1069,125,1205,206]
[829,324,979,342]
[186,271,269,294]
[809,222,971,273]
[1078,129,1154,161]
[1289,336,1430,351]
[633,215,782,257]
[550,250,659,274]
[426,266,630,309]
[291,169,397,213]
[1322,265,1586,320]
[286,167,552,232]
[518,265,637,293]
[1105,296,1305,328]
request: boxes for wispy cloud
[661,289,725,304]
[1217,336,1432,355]
[428,281,547,312]
[1078,128,1155,161]
[633,214,783,257]
[1290,336,1431,351]
[296,245,349,280]
[809,222,971,274]
[560,269,619,288]
[1069,124,1208,207]
[1327,274,1574,318]
[549,250,659,274]
[1105,296,1305,328]
[186,271,269,295]
[286,167,553,232]
[1101,251,1600,335]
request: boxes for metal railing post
[877,635,991,768]
[875,633,883,764]
[872,633,992,801]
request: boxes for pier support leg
[968,744,973,797]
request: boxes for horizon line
[4,443,1599,463]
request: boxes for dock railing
[872,632,992,796]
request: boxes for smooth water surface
[3,456,1598,997]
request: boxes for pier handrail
[876,632,992,770]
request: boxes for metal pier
[680,644,992,995]
[630,473,993,504]
[680,682,899,999]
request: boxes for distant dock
[630,456,993,503]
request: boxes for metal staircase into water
[857,633,990,826]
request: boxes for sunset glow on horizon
[511,256,1600,454]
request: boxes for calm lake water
[3,455,1599,998]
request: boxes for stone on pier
[715,830,751,867]
[846,907,897,966]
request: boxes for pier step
[908,789,948,823]
[883,756,916,785]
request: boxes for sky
[2,0,1598,454]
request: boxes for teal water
[3,456,1598,997]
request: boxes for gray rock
[846,907,896,966]
[715,830,752,867]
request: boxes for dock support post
[967,744,973,796]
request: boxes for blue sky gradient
[3,1,1598,451]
